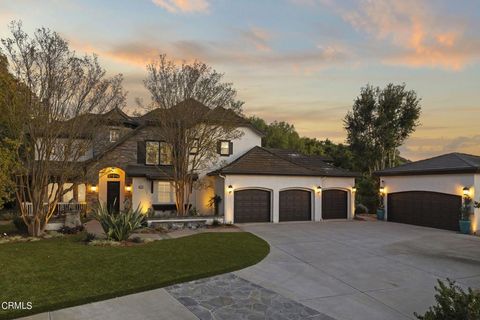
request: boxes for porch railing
[21,202,87,217]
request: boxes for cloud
[241,26,272,52]
[151,0,209,13]
[316,0,480,70]
[400,135,480,160]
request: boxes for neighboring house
[375,152,480,233]
[46,99,358,223]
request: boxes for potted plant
[459,196,472,234]
[376,194,385,220]
[376,204,385,221]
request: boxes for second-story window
[145,141,160,165]
[160,142,173,165]
[218,140,232,156]
[109,129,120,142]
[190,138,199,155]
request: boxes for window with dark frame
[160,142,173,165]
[109,129,120,142]
[218,140,232,156]
[145,141,160,165]
[190,138,199,155]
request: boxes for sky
[0,0,479,160]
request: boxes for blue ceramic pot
[459,220,471,235]
[376,209,385,221]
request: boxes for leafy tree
[344,83,421,174]
[1,22,125,236]
[143,54,244,216]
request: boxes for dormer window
[218,140,232,156]
[109,129,120,142]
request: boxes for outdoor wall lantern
[90,185,97,192]
[227,185,233,194]
[379,180,385,194]
[125,185,132,192]
[352,187,357,193]
[463,187,470,197]
[316,186,322,193]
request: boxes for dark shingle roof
[126,164,174,180]
[209,146,358,177]
[375,152,480,176]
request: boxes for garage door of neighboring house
[234,189,271,223]
[387,191,461,231]
[279,190,312,221]
[322,189,348,219]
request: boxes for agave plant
[93,203,145,241]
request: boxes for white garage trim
[221,175,355,224]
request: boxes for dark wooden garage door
[234,189,271,223]
[322,190,348,219]
[387,191,461,231]
[279,190,312,221]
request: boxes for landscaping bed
[0,232,269,320]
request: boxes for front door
[107,181,120,213]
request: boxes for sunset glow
[1,0,479,160]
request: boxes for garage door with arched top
[322,189,348,219]
[387,191,461,231]
[279,190,312,221]
[234,189,271,223]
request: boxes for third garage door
[387,191,461,231]
[234,189,271,223]
[322,189,348,219]
[279,190,312,221]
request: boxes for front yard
[0,232,269,320]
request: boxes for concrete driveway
[20,221,480,320]
[235,221,480,320]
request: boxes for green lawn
[0,232,269,319]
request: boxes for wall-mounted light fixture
[379,180,385,194]
[316,186,322,193]
[125,185,132,192]
[90,185,97,192]
[227,185,233,194]
[352,187,357,193]
[463,187,470,197]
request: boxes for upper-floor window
[160,142,173,165]
[109,129,120,142]
[190,138,199,155]
[218,140,232,156]
[145,141,160,165]
[158,181,176,203]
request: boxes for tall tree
[0,54,21,208]
[143,54,243,216]
[344,83,421,174]
[0,22,125,236]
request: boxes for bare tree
[0,21,126,236]
[143,54,244,215]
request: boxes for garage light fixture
[352,187,357,192]
[463,187,470,197]
[316,186,322,193]
[227,185,233,194]
[379,186,385,194]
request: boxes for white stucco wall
[221,175,355,224]
[380,173,478,233]
[132,177,152,213]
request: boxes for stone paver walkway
[167,274,335,320]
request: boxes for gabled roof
[126,164,174,180]
[209,146,358,177]
[375,152,480,176]
[266,148,333,164]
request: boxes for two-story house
[58,99,358,224]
